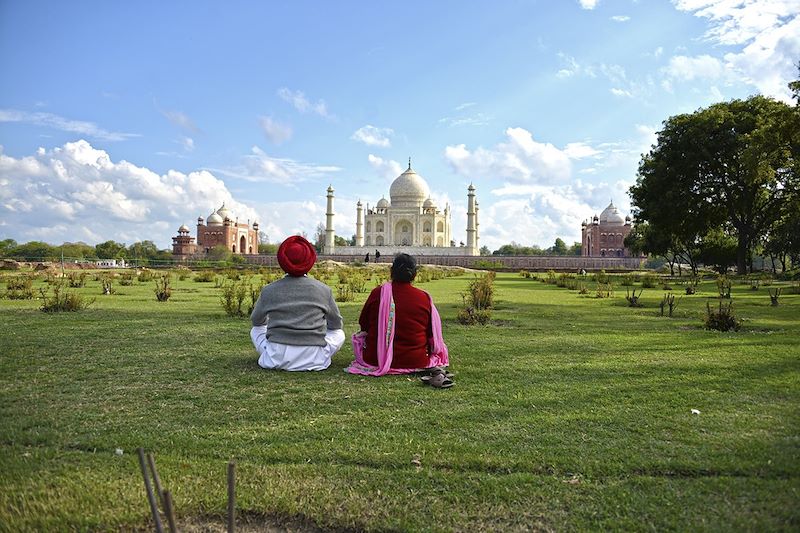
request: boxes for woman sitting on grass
[347,253,452,387]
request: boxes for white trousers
[250,325,345,371]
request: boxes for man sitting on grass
[250,235,345,371]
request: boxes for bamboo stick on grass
[136,447,164,533]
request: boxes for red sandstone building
[581,201,634,257]
[172,203,259,259]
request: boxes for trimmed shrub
[640,273,658,288]
[154,274,172,302]
[194,270,216,282]
[40,282,95,312]
[4,275,34,300]
[704,300,740,332]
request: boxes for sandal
[421,372,454,388]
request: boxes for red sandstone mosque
[581,201,634,257]
[172,203,259,259]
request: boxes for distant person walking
[365,252,370,263]
[374,249,381,262]
[250,236,345,371]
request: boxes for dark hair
[390,253,417,282]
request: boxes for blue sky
[1,0,798,251]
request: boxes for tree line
[626,76,799,275]
[0,239,174,265]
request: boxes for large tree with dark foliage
[630,95,798,274]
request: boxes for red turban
[277,236,317,276]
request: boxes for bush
[194,270,217,283]
[640,273,658,288]
[659,293,680,317]
[4,275,33,299]
[457,272,495,325]
[67,272,87,288]
[119,272,135,286]
[519,270,531,278]
[620,274,635,286]
[593,269,610,284]
[335,284,354,302]
[716,275,732,298]
[40,282,95,312]
[154,274,172,302]
[546,270,557,285]
[704,300,741,332]
[595,283,613,298]
[625,288,643,307]
[221,280,249,316]
[137,269,154,283]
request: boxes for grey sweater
[250,275,344,346]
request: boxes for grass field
[1,268,798,532]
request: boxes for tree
[313,223,326,252]
[479,245,491,256]
[334,235,349,247]
[0,239,18,257]
[14,241,57,261]
[259,243,279,254]
[698,228,738,274]
[630,95,798,274]
[207,244,233,262]
[95,240,126,260]
[550,238,568,255]
[57,242,96,261]
[567,242,582,256]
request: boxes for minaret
[324,185,335,254]
[355,200,364,247]
[466,183,478,255]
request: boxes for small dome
[216,203,231,221]
[207,212,223,226]
[389,162,430,207]
[599,201,625,225]
[423,197,435,208]
[377,197,390,208]
[178,224,190,233]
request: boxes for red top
[359,281,432,369]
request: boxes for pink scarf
[347,282,449,376]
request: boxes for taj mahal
[321,159,480,257]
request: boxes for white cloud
[479,179,633,249]
[438,113,492,127]
[0,109,139,141]
[455,102,477,111]
[610,87,634,97]
[277,87,331,118]
[0,140,261,247]
[159,109,200,133]
[444,127,572,185]
[351,125,393,147]
[258,116,293,144]
[672,0,800,102]
[611,15,631,21]
[579,0,599,9]
[663,54,725,80]
[563,142,601,159]
[367,154,403,181]
[181,137,195,152]
[213,146,341,185]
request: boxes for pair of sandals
[420,366,454,389]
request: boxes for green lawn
[1,270,798,531]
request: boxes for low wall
[241,254,644,271]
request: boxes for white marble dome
[207,211,224,226]
[423,197,435,208]
[178,224,190,233]
[390,164,430,207]
[376,197,390,208]
[599,202,625,225]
